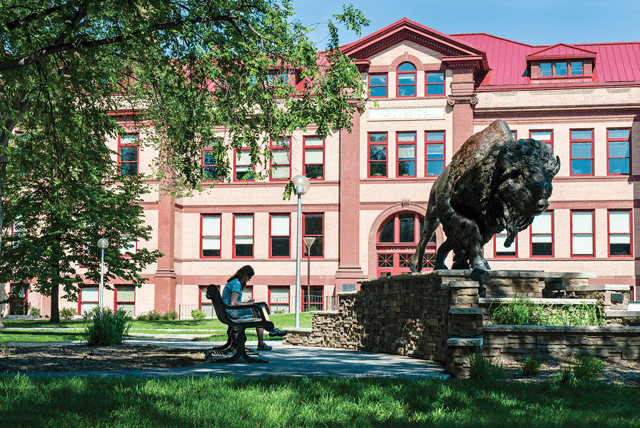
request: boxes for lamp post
[97,238,109,311]
[291,175,310,328]
[303,237,316,312]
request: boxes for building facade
[4,18,640,318]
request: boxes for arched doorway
[376,212,436,277]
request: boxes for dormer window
[527,44,594,81]
[540,61,583,77]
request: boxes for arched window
[376,212,435,276]
[397,63,416,97]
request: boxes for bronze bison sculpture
[409,120,561,272]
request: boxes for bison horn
[552,155,561,175]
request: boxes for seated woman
[222,265,287,351]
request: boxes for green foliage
[162,311,178,321]
[521,357,543,376]
[468,346,508,381]
[555,350,607,385]
[28,307,40,317]
[82,306,101,320]
[84,308,131,347]
[139,310,162,321]
[191,310,206,320]
[490,296,604,326]
[59,307,78,321]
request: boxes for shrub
[163,310,178,321]
[136,314,149,321]
[468,346,508,381]
[191,309,206,320]
[84,308,131,347]
[573,350,606,381]
[28,307,41,317]
[59,307,78,320]
[82,306,101,320]
[521,357,543,376]
[141,310,162,321]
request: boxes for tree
[1,128,163,323]
[0,0,369,325]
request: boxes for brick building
[4,18,640,318]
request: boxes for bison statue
[409,120,561,273]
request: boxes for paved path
[10,337,449,380]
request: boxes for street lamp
[303,237,316,312]
[291,175,310,328]
[97,238,109,311]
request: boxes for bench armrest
[228,302,270,321]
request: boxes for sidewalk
[12,336,449,380]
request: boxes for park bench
[204,284,274,363]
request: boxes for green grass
[490,297,604,326]
[0,376,639,427]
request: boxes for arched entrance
[376,212,436,277]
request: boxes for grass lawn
[0,313,312,343]
[1,376,639,427]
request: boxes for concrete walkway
[12,337,449,380]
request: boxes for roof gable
[527,43,597,60]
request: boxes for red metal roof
[450,33,640,86]
[527,43,597,59]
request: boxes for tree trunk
[49,282,60,323]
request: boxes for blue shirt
[222,279,243,309]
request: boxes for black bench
[204,284,274,363]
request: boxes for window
[530,130,553,150]
[397,63,416,97]
[609,210,632,257]
[369,74,387,97]
[425,131,445,176]
[511,130,517,140]
[115,286,135,316]
[377,212,432,276]
[9,284,28,316]
[540,62,552,77]
[571,211,594,257]
[270,137,291,181]
[270,214,290,258]
[202,140,219,181]
[305,287,324,311]
[119,234,137,256]
[607,129,630,175]
[397,132,416,177]
[201,215,221,258]
[570,129,594,176]
[368,133,387,178]
[118,134,138,176]
[234,214,253,258]
[539,61,582,77]
[234,145,254,181]
[266,72,288,85]
[269,286,290,313]
[571,61,583,75]
[9,215,25,245]
[79,285,99,316]
[425,72,445,96]
[494,232,517,257]
[199,285,215,318]
[304,136,324,180]
[531,211,554,257]
[303,214,323,258]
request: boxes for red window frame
[368,132,388,178]
[540,61,584,77]
[425,131,445,177]
[607,128,631,176]
[303,136,325,181]
[199,284,217,317]
[268,286,290,313]
[233,147,254,182]
[270,137,291,181]
[200,214,221,259]
[233,214,254,258]
[530,130,553,151]
[202,140,220,182]
[118,233,137,257]
[493,231,517,258]
[530,211,554,258]
[269,213,291,259]
[396,62,416,98]
[305,286,324,311]
[303,213,324,259]
[78,284,99,315]
[368,73,388,98]
[571,210,595,257]
[570,129,594,176]
[608,210,633,258]
[425,72,445,96]
[511,130,518,140]
[114,285,135,315]
[118,134,139,176]
[396,132,416,178]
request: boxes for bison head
[495,138,561,246]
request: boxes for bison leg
[434,238,452,270]
[469,241,491,271]
[409,210,440,273]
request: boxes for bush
[163,310,178,321]
[137,310,162,321]
[555,350,606,385]
[84,308,131,347]
[82,306,101,320]
[468,346,508,381]
[521,357,542,376]
[59,307,78,320]
[28,307,40,317]
[191,309,206,320]
[136,314,149,321]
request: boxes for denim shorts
[227,308,253,319]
